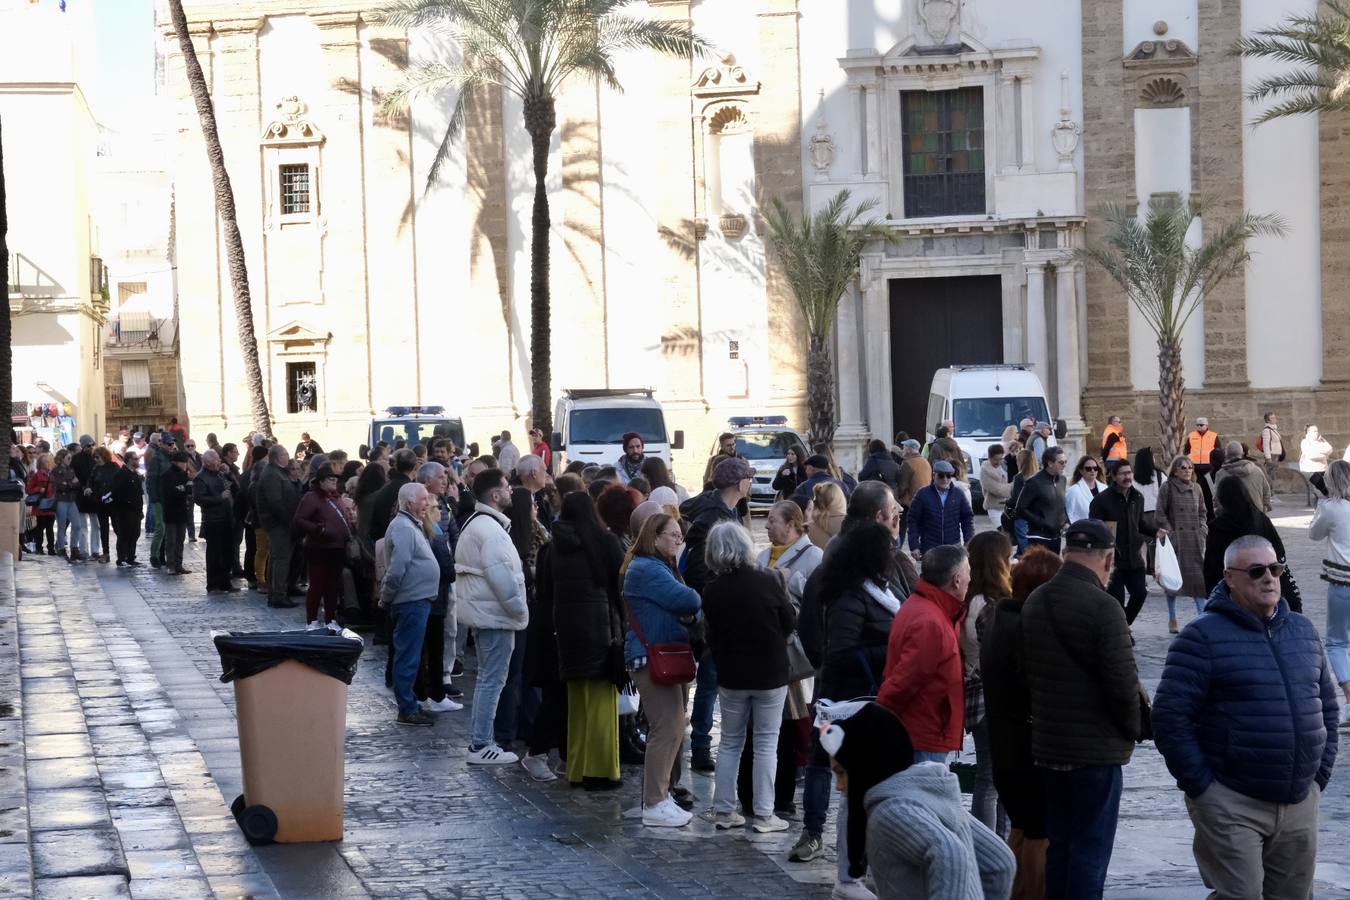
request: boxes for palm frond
[1236,1,1350,122]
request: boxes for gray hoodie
[862,762,1015,900]
[381,511,440,607]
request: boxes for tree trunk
[807,332,836,446]
[0,117,11,467]
[168,0,272,438]
[523,94,557,438]
[1157,337,1186,463]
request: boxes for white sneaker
[1339,704,1350,727]
[830,880,877,900]
[521,753,557,782]
[466,744,519,766]
[326,620,342,634]
[711,810,746,830]
[305,620,325,632]
[751,814,790,834]
[642,799,693,828]
[421,697,464,713]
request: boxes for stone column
[1055,262,1088,457]
[847,85,863,177]
[862,275,893,444]
[833,281,869,471]
[1196,0,1247,386]
[1025,262,1048,379]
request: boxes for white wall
[1123,0,1198,54]
[1241,0,1321,389]
[1131,107,1205,391]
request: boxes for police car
[369,406,465,451]
[710,416,809,509]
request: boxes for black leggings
[96,512,110,557]
[528,682,568,757]
[416,614,446,702]
[30,519,54,552]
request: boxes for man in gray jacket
[382,483,440,727]
[254,444,301,609]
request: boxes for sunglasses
[1227,563,1285,580]
[935,472,953,479]
[1082,465,1099,472]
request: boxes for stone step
[14,554,280,899]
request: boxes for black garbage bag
[214,631,364,684]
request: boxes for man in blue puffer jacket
[905,460,974,557]
[1153,534,1338,900]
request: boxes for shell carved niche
[1141,77,1185,106]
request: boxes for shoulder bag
[623,595,696,685]
[1043,598,1152,742]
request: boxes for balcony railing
[106,383,170,412]
[105,313,175,353]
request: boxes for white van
[551,389,684,473]
[926,364,1064,472]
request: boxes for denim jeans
[78,511,101,555]
[691,652,719,753]
[712,686,787,817]
[54,501,83,553]
[803,763,832,836]
[1327,582,1350,686]
[390,599,432,717]
[1165,594,1207,621]
[971,717,1007,834]
[913,750,951,764]
[1041,764,1123,900]
[494,626,530,745]
[1013,518,1029,554]
[469,628,516,749]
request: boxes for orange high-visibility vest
[1187,429,1218,465]
[1102,423,1128,461]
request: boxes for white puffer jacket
[454,503,528,631]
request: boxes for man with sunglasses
[905,460,974,557]
[1154,535,1338,900]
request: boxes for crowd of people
[11,412,1347,900]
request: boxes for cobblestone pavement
[9,495,1350,898]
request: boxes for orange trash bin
[214,631,363,844]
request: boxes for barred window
[901,87,986,218]
[279,164,311,215]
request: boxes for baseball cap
[132,432,143,440]
[901,439,921,451]
[161,433,176,444]
[78,435,94,446]
[1196,417,1209,426]
[712,456,756,488]
[804,454,830,470]
[1064,519,1114,551]
[932,460,956,475]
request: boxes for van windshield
[371,418,464,449]
[736,432,798,461]
[952,398,1049,438]
[569,408,668,445]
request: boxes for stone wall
[103,355,184,434]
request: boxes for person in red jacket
[876,544,970,763]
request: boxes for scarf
[618,454,644,482]
[862,579,901,614]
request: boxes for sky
[88,0,157,134]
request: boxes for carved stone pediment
[693,54,760,98]
[1124,39,1197,68]
[260,96,325,146]
[266,321,331,346]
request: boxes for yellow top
[768,544,789,566]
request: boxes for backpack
[1255,431,1264,452]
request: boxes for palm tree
[1075,197,1286,461]
[764,190,892,446]
[0,116,11,466]
[377,0,711,437]
[167,0,272,437]
[1236,1,1350,122]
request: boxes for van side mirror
[550,431,563,452]
[671,430,685,451]
[1054,419,1067,440]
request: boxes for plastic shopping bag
[619,680,641,717]
[1154,535,1183,593]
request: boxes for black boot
[691,747,715,774]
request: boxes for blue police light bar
[728,415,788,427]
[386,405,446,417]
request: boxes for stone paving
[5,495,1350,898]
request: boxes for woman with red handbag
[25,453,57,554]
[621,512,701,828]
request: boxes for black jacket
[546,523,624,682]
[71,449,99,513]
[857,450,902,492]
[980,598,1034,775]
[90,462,118,510]
[193,467,234,526]
[679,490,741,593]
[160,465,192,525]
[817,583,895,701]
[772,464,804,498]
[370,472,412,541]
[1015,470,1067,538]
[1089,486,1157,572]
[526,542,562,688]
[702,565,796,691]
[255,463,300,530]
[110,465,143,512]
[1021,562,1141,767]
[1203,510,1300,610]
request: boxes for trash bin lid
[213,631,364,684]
